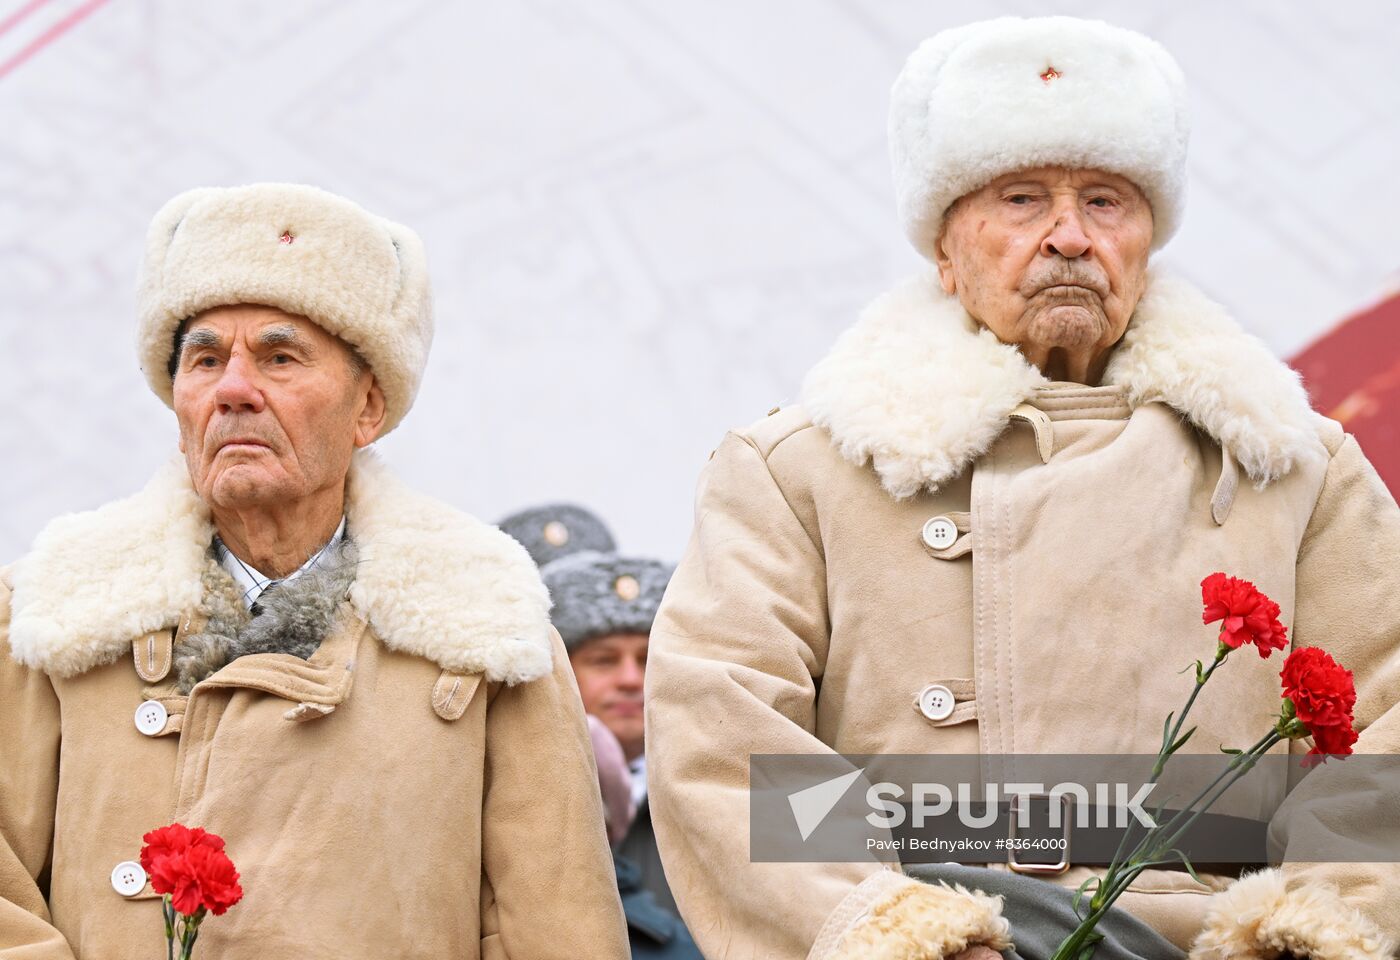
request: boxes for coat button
[111,860,147,896]
[921,516,958,550]
[134,700,168,736]
[917,684,956,721]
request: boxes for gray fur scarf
[172,539,359,693]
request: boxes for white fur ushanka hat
[137,183,433,435]
[889,16,1190,260]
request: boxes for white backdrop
[1,0,1397,563]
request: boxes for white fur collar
[801,270,1324,499]
[8,451,553,683]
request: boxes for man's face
[172,304,385,512]
[934,166,1154,382]
[569,632,647,762]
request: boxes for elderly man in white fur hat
[0,185,629,958]
[646,17,1400,960]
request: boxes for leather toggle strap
[432,670,483,721]
[132,631,174,683]
[1009,403,1054,464]
[1211,447,1239,526]
[284,702,336,722]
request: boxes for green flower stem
[1094,855,1195,920]
[1155,641,1229,779]
[1138,728,1278,854]
[1052,924,1096,960]
[1089,642,1230,916]
[1142,730,1283,864]
[1067,829,1258,960]
[177,908,205,960]
[1051,641,1281,960]
[1118,662,1268,873]
[163,897,175,960]
[1097,730,1282,912]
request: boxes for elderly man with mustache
[0,184,629,958]
[646,16,1400,960]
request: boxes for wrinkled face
[934,166,1154,379]
[172,304,385,513]
[569,632,648,760]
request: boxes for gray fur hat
[542,551,673,651]
[497,503,617,569]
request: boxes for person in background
[498,502,617,570]
[589,716,701,960]
[499,505,690,935]
[542,549,673,898]
[499,505,678,912]
[590,714,636,848]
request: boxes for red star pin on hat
[1040,66,1061,83]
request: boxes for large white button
[918,684,956,722]
[921,516,958,550]
[111,860,147,896]
[134,700,168,736]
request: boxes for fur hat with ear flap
[136,183,433,436]
[498,503,618,570]
[889,16,1190,260]
[541,551,673,652]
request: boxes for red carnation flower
[1280,646,1358,761]
[1201,572,1288,657]
[139,823,243,917]
[139,823,225,875]
[1307,720,1359,760]
[160,842,244,916]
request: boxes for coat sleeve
[478,626,630,960]
[645,432,1010,960]
[0,569,78,958]
[1191,428,1400,960]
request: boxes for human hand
[946,947,1004,960]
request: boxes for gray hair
[168,318,369,381]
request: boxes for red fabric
[1291,293,1400,496]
